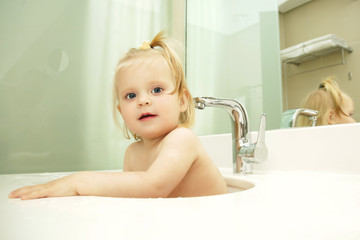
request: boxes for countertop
[1,170,360,240]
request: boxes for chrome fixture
[290,108,318,127]
[194,97,267,174]
[280,108,318,128]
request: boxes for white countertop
[1,170,360,240]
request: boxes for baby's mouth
[139,113,157,120]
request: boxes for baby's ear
[117,104,122,114]
[179,89,189,113]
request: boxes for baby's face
[115,55,187,139]
[333,94,356,124]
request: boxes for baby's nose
[138,98,151,106]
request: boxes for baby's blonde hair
[301,77,348,126]
[112,31,195,140]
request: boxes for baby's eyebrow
[149,80,167,86]
[119,88,135,95]
[149,80,176,89]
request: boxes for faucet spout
[194,97,267,174]
[193,97,249,140]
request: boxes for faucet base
[234,159,253,174]
[242,162,253,174]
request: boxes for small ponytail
[318,77,346,117]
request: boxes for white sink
[224,175,255,193]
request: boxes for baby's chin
[137,128,178,140]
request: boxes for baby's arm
[142,128,199,196]
[9,128,199,199]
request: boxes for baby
[300,77,355,126]
[9,32,228,200]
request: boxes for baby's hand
[8,174,79,200]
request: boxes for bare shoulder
[124,141,143,171]
[165,127,200,145]
[162,127,201,154]
[125,141,143,155]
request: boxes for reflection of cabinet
[281,34,353,76]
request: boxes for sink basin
[224,175,255,193]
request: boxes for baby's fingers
[20,189,48,200]
[8,185,47,200]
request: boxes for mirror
[186,0,282,136]
[279,0,359,126]
[187,0,359,135]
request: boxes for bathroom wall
[279,0,360,121]
[0,0,181,174]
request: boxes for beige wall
[279,0,360,121]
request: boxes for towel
[280,34,351,62]
[304,39,349,55]
[280,43,305,61]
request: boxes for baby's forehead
[123,54,169,72]
[136,52,166,64]
[117,54,173,81]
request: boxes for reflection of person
[9,32,228,200]
[300,77,355,126]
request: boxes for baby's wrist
[71,171,91,195]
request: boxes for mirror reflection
[299,77,355,126]
[188,0,359,135]
[186,0,282,135]
[279,0,359,127]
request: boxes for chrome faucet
[291,108,318,127]
[194,97,267,174]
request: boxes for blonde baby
[9,32,227,200]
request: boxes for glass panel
[0,0,178,173]
[186,0,282,135]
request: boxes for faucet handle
[239,113,268,166]
[256,114,266,144]
[253,113,268,163]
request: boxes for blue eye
[126,93,136,99]
[152,87,163,94]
